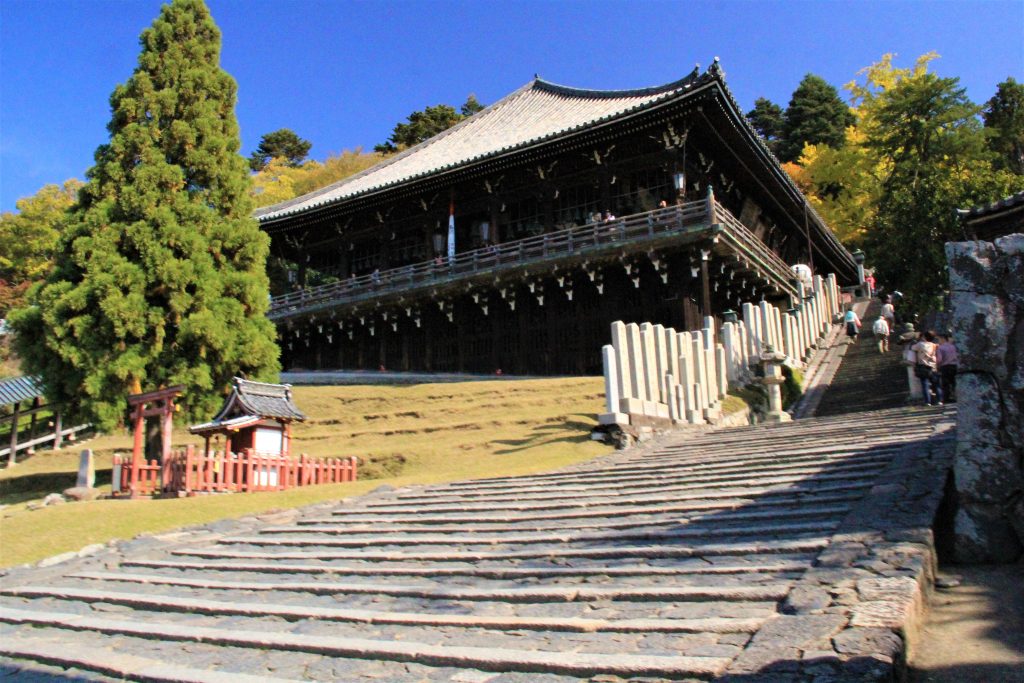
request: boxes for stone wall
[945,234,1024,563]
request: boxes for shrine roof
[255,65,713,223]
[958,190,1024,221]
[0,375,44,408]
[192,378,307,432]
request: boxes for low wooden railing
[112,446,358,497]
[268,200,719,320]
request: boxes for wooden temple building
[259,61,859,375]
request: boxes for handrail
[715,210,798,294]
[268,199,797,320]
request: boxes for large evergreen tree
[984,77,1024,175]
[375,96,485,153]
[778,74,855,162]
[10,0,279,430]
[248,128,312,172]
[746,97,785,155]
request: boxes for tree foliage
[10,0,279,430]
[248,128,312,172]
[375,96,485,153]
[251,148,384,208]
[794,53,1018,313]
[0,180,83,315]
[984,77,1024,175]
[778,74,855,162]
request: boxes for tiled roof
[0,375,45,408]
[189,415,263,435]
[958,191,1024,220]
[231,378,306,421]
[255,67,709,223]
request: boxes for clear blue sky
[2,0,1022,212]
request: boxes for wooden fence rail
[112,446,358,498]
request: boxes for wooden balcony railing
[268,198,796,321]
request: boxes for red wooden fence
[113,446,358,497]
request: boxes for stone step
[344,474,881,514]
[382,458,889,502]
[268,502,851,535]
[65,572,793,603]
[303,490,866,526]
[172,537,830,563]
[0,606,732,679]
[316,482,867,522]
[119,558,810,579]
[430,447,903,492]
[222,519,839,549]
[2,586,768,634]
[0,636,301,683]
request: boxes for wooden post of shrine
[127,385,184,499]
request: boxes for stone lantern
[759,344,791,423]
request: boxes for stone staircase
[0,404,955,681]
[814,299,911,417]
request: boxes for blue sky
[2,0,1022,212]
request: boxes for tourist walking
[872,315,890,353]
[881,296,896,328]
[843,308,861,343]
[936,333,958,403]
[910,330,943,406]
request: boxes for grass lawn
[0,377,613,567]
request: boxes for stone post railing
[600,272,842,427]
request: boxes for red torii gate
[127,385,184,498]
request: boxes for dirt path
[909,564,1024,682]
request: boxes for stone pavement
[0,404,955,681]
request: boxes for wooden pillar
[161,399,173,464]
[490,200,502,244]
[53,410,63,450]
[8,401,20,466]
[283,422,292,458]
[27,397,40,453]
[131,404,145,496]
[701,257,712,320]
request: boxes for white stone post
[664,373,679,423]
[599,345,628,425]
[742,303,761,357]
[77,449,95,489]
[640,323,659,410]
[722,322,738,384]
[610,321,633,400]
[715,345,728,400]
[622,323,646,416]
[653,324,669,404]
[667,328,681,390]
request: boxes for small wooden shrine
[189,378,306,457]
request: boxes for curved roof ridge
[533,65,703,99]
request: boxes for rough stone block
[781,586,832,614]
[949,292,1011,374]
[953,505,1024,563]
[953,440,1022,506]
[945,240,1001,293]
[955,372,1004,438]
[832,627,903,659]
